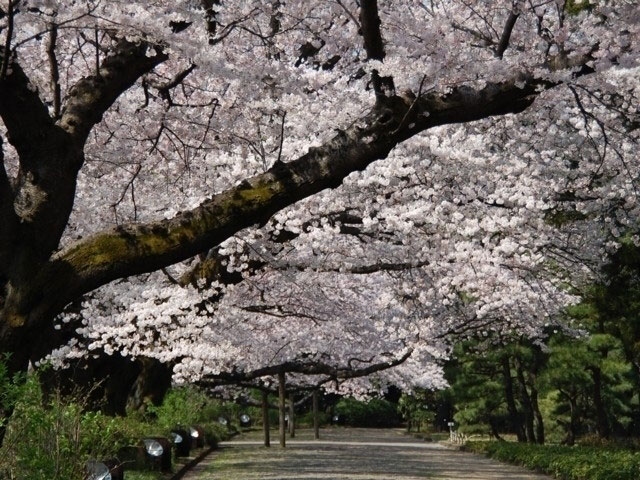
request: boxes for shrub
[0,372,140,480]
[335,398,401,428]
[297,410,330,427]
[465,441,640,480]
[201,421,232,447]
[0,360,239,480]
[146,386,209,431]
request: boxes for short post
[312,389,320,440]
[262,390,270,448]
[278,372,286,448]
[447,421,455,442]
[288,393,296,438]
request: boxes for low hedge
[465,441,640,480]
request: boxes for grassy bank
[465,441,640,480]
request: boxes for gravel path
[183,428,553,480]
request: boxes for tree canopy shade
[0,0,639,434]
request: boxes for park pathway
[183,428,553,480]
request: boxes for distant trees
[443,249,640,445]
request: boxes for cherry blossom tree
[0,0,639,443]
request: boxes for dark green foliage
[297,409,330,427]
[335,397,400,427]
[466,441,640,480]
[447,342,513,437]
[565,0,594,16]
[544,208,588,227]
[398,390,437,432]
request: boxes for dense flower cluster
[2,1,638,393]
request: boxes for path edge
[169,445,216,480]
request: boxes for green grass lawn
[466,441,640,480]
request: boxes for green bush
[146,386,209,431]
[201,421,233,447]
[335,398,401,428]
[298,410,330,427]
[0,372,140,480]
[466,441,640,480]
[0,358,242,480]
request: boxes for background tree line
[418,240,640,445]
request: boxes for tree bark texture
[501,356,525,442]
[262,390,271,447]
[515,357,536,443]
[313,389,320,440]
[592,367,611,438]
[278,372,286,448]
[288,393,296,438]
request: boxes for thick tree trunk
[592,367,610,438]
[501,356,525,442]
[278,372,286,448]
[125,357,172,412]
[567,394,578,445]
[529,381,545,445]
[288,393,296,438]
[262,390,270,447]
[515,357,536,443]
[489,419,504,441]
[313,389,320,440]
[529,346,545,445]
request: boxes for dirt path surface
[184,428,553,480]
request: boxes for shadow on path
[184,428,552,480]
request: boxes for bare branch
[335,0,361,30]
[150,64,197,106]
[276,111,286,165]
[0,0,15,80]
[199,349,413,386]
[495,10,520,59]
[46,23,62,119]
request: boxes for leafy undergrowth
[124,472,164,480]
[465,441,640,480]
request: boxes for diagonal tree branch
[199,349,413,386]
[16,71,564,326]
[59,40,169,146]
